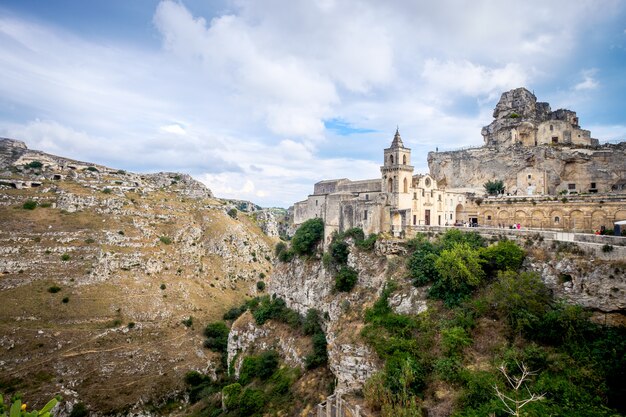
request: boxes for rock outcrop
[0,138,273,413]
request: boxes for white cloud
[574,69,600,91]
[160,124,186,135]
[421,60,528,98]
[0,0,624,207]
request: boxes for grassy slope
[0,173,275,413]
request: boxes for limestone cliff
[0,138,275,413]
[427,88,626,196]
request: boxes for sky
[1,1,625,208]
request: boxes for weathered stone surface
[227,312,309,378]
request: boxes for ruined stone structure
[429,88,626,197]
[293,130,469,240]
[481,87,598,148]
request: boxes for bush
[480,239,525,277]
[61,253,70,261]
[305,332,328,369]
[160,283,166,290]
[85,166,99,172]
[62,296,69,303]
[227,208,238,219]
[159,236,172,245]
[357,233,378,251]
[25,160,43,169]
[224,305,247,321]
[329,240,349,264]
[238,388,266,416]
[488,270,551,335]
[22,200,37,210]
[102,188,112,194]
[256,281,265,291]
[290,218,324,256]
[335,266,358,292]
[203,322,229,353]
[431,243,485,306]
[602,244,614,253]
[48,285,61,293]
[222,383,242,410]
[484,179,505,195]
[251,296,301,327]
[69,402,88,417]
[239,350,279,384]
[182,316,193,328]
[407,237,439,286]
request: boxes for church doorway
[425,210,431,225]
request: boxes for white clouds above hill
[0,0,624,206]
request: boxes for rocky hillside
[428,142,626,194]
[0,138,276,414]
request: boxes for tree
[488,271,551,335]
[290,218,324,256]
[480,239,525,277]
[203,322,229,353]
[431,243,485,305]
[484,179,505,195]
[494,362,545,417]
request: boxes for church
[293,129,470,242]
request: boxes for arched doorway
[455,204,465,223]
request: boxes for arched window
[554,216,560,224]
[403,155,407,165]
[388,178,393,192]
[390,155,394,164]
[403,177,408,193]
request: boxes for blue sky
[1,0,625,207]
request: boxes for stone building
[429,88,626,197]
[481,87,598,148]
[293,130,468,241]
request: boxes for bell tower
[381,128,414,209]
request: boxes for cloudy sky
[1,0,625,207]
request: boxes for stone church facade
[293,130,469,241]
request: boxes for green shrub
[602,244,614,253]
[430,243,485,306]
[357,233,378,251]
[488,270,551,335]
[278,249,294,262]
[256,281,265,291]
[160,283,166,290]
[441,326,472,356]
[84,238,95,244]
[335,266,358,292]
[127,322,135,329]
[223,305,247,321]
[203,322,229,353]
[222,383,242,410]
[48,285,61,293]
[69,402,88,417]
[227,208,238,219]
[102,188,112,194]
[61,253,70,261]
[407,237,439,286]
[85,166,99,172]
[275,241,287,256]
[251,296,301,327]
[182,316,193,328]
[25,160,43,169]
[239,350,279,384]
[39,202,52,208]
[305,332,328,369]
[291,218,324,256]
[480,239,525,277]
[62,297,69,304]
[22,200,37,210]
[329,240,349,264]
[259,272,266,279]
[484,179,506,195]
[238,388,266,416]
[159,236,172,245]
